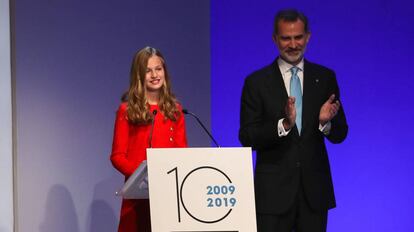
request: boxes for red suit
[110,102,188,232]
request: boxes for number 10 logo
[167,166,237,224]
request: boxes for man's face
[273,19,310,65]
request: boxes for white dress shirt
[276,58,331,137]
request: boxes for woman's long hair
[124,47,180,124]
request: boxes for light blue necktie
[290,67,302,134]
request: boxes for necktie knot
[290,66,299,76]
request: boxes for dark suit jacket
[239,58,348,215]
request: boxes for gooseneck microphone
[148,109,158,148]
[182,109,220,147]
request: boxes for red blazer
[110,102,188,232]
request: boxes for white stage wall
[0,0,14,231]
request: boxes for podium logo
[167,166,238,224]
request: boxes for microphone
[148,109,158,148]
[182,109,220,147]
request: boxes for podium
[116,160,149,199]
[118,147,257,232]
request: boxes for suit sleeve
[325,73,348,144]
[174,104,188,147]
[239,77,286,150]
[110,103,136,176]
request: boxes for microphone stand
[148,110,158,148]
[182,109,220,147]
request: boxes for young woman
[110,47,188,232]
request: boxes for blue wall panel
[211,1,414,231]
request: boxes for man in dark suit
[239,9,348,232]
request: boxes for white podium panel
[147,147,257,232]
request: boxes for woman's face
[144,55,165,92]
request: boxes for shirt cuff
[277,118,291,137]
[319,121,331,135]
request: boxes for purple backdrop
[211,0,414,231]
[14,0,209,231]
